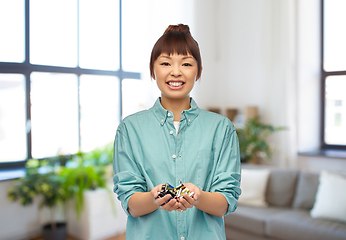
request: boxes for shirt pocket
[197,150,213,190]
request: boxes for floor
[30,232,126,240]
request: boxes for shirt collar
[152,97,199,126]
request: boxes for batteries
[158,183,194,200]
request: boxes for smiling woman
[112,24,241,240]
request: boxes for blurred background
[0,0,346,240]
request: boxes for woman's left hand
[176,182,201,212]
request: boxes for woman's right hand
[150,184,179,212]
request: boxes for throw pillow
[265,169,299,207]
[238,168,270,207]
[292,171,319,209]
[310,171,346,222]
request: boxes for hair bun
[164,24,190,34]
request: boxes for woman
[113,24,241,240]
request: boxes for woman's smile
[167,80,185,89]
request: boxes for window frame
[320,0,346,150]
[0,0,140,169]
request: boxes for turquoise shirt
[113,98,241,240]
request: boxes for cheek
[189,71,198,81]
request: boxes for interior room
[0,0,345,240]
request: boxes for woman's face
[153,53,199,101]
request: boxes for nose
[171,64,181,77]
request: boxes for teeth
[168,82,183,87]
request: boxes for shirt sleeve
[113,123,146,216]
[210,123,242,216]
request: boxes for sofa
[224,166,346,240]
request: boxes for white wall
[192,0,346,170]
[296,0,321,152]
[193,0,298,167]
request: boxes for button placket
[175,121,187,239]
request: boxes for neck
[160,96,191,121]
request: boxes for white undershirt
[173,121,180,135]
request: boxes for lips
[168,82,183,87]
[166,81,185,89]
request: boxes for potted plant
[7,159,69,240]
[82,142,114,182]
[82,142,114,166]
[61,147,118,240]
[236,116,287,164]
[7,146,114,240]
[60,156,108,219]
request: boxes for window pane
[79,0,119,70]
[0,0,25,63]
[0,74,26,162]
[31,72,79,158]
[324,76,346,145]
[80,74,120,152]
[122,79,158,119]
[30,0,78,67]
[122,0,146,72]
[323,0,346,71]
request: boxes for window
[0,0,141,167]
[321,0,346,148]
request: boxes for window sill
[298,149,346,159]
[0,168,26,181]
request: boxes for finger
[192,193,199,203]
[182,194,195,205]
[179,197,193,209]
[157,194,173,206]
[162,198,177,211]
[177,201,188,211]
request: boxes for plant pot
[42,222,67,240]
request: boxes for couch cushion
[224,206,288,237]
[310,171,346,222]
[238,168,270,207]
[266,169,298,207]
[292,171,319,210]
[266,209,346,240]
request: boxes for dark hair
[149,24,202,79]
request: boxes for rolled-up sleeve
[113,123,146,216]
[210,126,242,216]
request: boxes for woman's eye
[161,62,170,66]
[183,63,192,66]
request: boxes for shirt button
[172,154,177,159]
[188,119,191,122]
[167,112,171,117]
[161,119,164,123]
[169,130,174,134]
[181,237,185,240]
